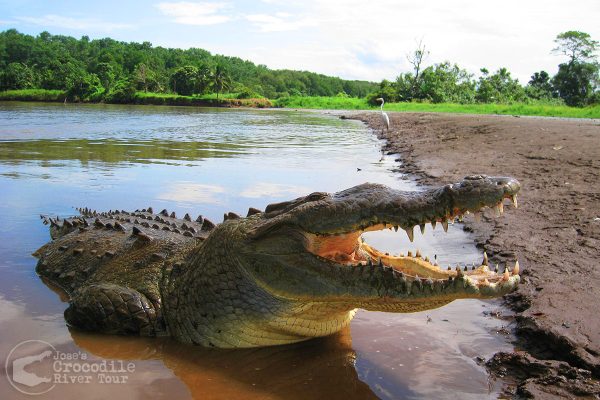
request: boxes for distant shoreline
[2,89,600,118]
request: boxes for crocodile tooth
[424,256,430,263]
[420,224,426,235]
[494,203,503,216]
[404,226,414,242]
[482,252,488,266]
[495,263,499,273]
[394,225,398,232]
[512,194,518,208]
[513,261,520,275]
[447,266,451,271]
[415,249,422,258]
[463,265,468,271]
[407,250,413,257]
[503,268,510,280]
[431,220,436,230]
[442,220,449,232]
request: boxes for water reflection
[0,102,513,399]
[70,329,377,400]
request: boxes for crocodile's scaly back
[35,208,213,336]
[35,176,522,348]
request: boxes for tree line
[369,31,599,107]
[0,29,377,102]
[0,29,597,107]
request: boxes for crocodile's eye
[305,192,328,202]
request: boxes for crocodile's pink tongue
[305,231,361,261]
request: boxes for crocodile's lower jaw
[305,195,520,292]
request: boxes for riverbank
[2,90,600,118]
[0,89,272,108]
[349,111,600,398]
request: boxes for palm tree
[211,63,232,100]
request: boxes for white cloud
[235,0,600,82]
[245,13,315,32]
[158,182,227,204]
[239,182,310,198]
[156,1,231,25]
[15,14,133,31]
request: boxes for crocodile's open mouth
[305,192,520,291]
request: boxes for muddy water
[0,102,514,399]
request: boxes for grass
[133,92,272,108]
[0,89,66,102]
[274,96,600,119]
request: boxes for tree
[0,62,36,89]
[526,71,555,100]
[552,31,598,64]
[66,71,103,101]
[406,39,429,98]
[476,68,525,103]
[170,65,198,95]
[419,62,475,103]
[552,62,598,106]
[551,31,599,106]
[211,63,232,99]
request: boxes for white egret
[376,97,390,132]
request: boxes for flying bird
[376,97,390,132]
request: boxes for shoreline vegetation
[1,89,599,118]
[1,29,598,118]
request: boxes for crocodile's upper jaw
[246,175,521,306]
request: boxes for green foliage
[105,78,136,103]
[526,71,556,100]
[0,29,377,102]
[170,65,198,95]
[210,63,232,99]
[552,62,599,106]
[0,89,65,101]
[274,95,600,118]
[417,62,476,103]
[550,31,599,107]
[1,62,37,89]
[553,31,598,64]
[475,68,526,103]
[66,71,103,101]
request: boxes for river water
[0,102,513,399]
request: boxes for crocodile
[34,175,521,348]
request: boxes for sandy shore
[347,112,600,398]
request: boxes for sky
[1,0,599,84]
